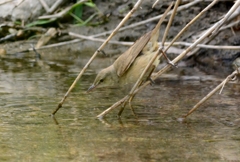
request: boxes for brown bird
[88,6,171,92]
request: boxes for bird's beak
[87,84,96,93]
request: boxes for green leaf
[74,4,83,19]
[26,19,55,27]
[70,12,84,24]
[84,2,96,8]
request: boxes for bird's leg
[128,79,144,104]
[118,95,136,117]
[118,86,139,117]
[129,103,138,118]
[117,96,130,117]
[118,117,124,126]
[117,105,125,118]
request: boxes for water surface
[0,49,240,162]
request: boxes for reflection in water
[0,49,240,161]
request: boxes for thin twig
[69,32,240,50]
[219,78,228,94]
[183,69,238,118]
[97,96,129,119]
[161,0,180,48]
[14,39,82,54]
[69,32,132,46]
[152,0,160,8]
[0,33,16,43]
[38,0,50,13]
[160,0,180,64]
[52,0,144,115]
[220,19,240,31]
[15,0,24,7]
[166,42,240,50]
[0,0,12,5]
[36,39,82,49]
[48,0,65,14]
[38,0,88,19]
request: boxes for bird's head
[87,66,118,92]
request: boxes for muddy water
[0,49,240,162]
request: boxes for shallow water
[0,49,240,162]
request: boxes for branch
[183,69,239,119]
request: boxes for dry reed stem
[152,0,160,8]
[167,42,240,50]
[187,0,240,57]
[67,33,240,50]
[161,0,181,48]
[39,0,88,19]
[221,19,240,31]
[39,0,65,13]
[183,69,239,118]
[52,0,144,115]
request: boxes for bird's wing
[142,2,173,53]
[113,2,173,77]
[113,31,151,77]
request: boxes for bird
[87,6,172,92]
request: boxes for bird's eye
[99,79,104,83]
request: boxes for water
[0,49,240,162]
